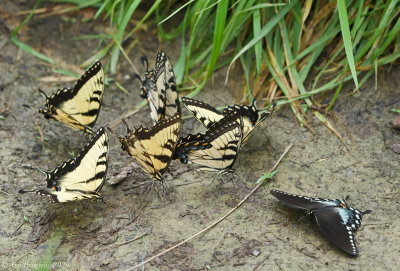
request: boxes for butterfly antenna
[362,209,372,215]
[140,55,149,71]
[18,189,36,194]
[121,119,132,134]
[38,88,49,99]
[133,73,142,82]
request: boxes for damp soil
[0,1,399,270]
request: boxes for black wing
[270,190,341,212]
[313,206,363,256]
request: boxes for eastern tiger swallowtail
[135,51,180,124]
[116,113,181,183]
[174,110,243,173]
[270,189,371,256]
[19,127,109,203]
[38,61,105,134]
[182,97,273,144]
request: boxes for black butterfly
[270,189,371,256]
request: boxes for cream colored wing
[39,61,105,133]
[23,127,109,202]
[175,111,242,173]
[120,114,181,181]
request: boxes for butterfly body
[19,127,109,203]
[270,190,370,256]
[38,61,105,134]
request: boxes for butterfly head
[38,89,52,118]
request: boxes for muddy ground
[0,1,399,271]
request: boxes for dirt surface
[0,1,399,271]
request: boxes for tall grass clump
[13,0,400,129]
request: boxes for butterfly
[135,50,180,124]
[182,97,273,144]
[173,110,243,173]
[37,61,105,134]
[270,189,371,256]
[19,127,109,202]
[117,113,181,183]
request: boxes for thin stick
[35,121,44,142]
[107,108,140,130]
[126,143,293,270]
[113,36,140,75]
[114,231,149,247]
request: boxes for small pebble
[393,115,400,130]
[392,142,400,154]
[252,250,260,257]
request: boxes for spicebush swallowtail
[270,189,371,256]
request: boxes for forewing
[270,190,340,212]
[122,114,181,180]
[182,97,223,129]
[45,61,105,130]
[154,51,180,119]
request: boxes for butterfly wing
[175,111,242,173]
[22,128,109,202]
[182,97,224,129]
[40,61,105,133]
[270,190,341,212]
[154,51,180,120]
[120,114,181,181]
[313,206,363,256]
[223,100,273,143]
[143,51,180,124]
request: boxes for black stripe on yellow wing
[181,97,223,129]
[137,51,180,124]
[174,110,243,173]
[19,127,109,203]
[38,61,105,134]
[118,114,181,182]
[154,51,180,121]
[183,97,273,144]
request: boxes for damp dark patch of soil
[0,1,399,270]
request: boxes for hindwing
[174,111,243,173]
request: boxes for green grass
[12,0,400,129]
